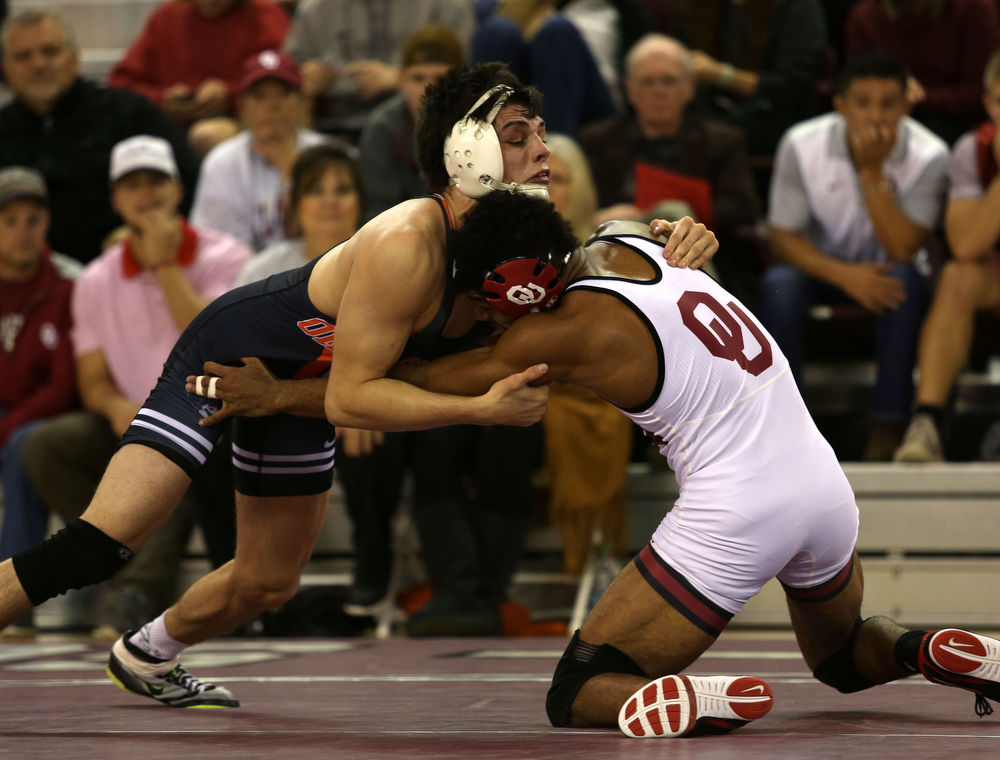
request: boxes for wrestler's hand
[337,427,385,457]
[185,356,280,426]
[479,364,549,426]
[651,216,718,270]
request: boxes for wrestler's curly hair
[415,62,543,192]
[450,191,580,295]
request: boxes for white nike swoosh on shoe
[938,644,997,666]
[948,638,976,648]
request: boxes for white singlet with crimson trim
[567,233,859,614]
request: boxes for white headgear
[443,85,549,200]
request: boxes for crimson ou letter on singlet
[677,291,773,376]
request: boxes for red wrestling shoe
[618,674,773,738]
[918,628,1000,717]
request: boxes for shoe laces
[164,665,211,694]
[974,693,994,718]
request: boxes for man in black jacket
[581,33,761,304]
[0,10,199,263]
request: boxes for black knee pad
[546,630,646,727]
[12,518,134,605]
[812,616,876,693]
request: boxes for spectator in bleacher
[0,167,79,639]
[668,0,828,157]
[235,142,360,283]
[0,10,200,264]
[470,0,615,138]
[580,34,760,304]
[358,25,464,221]
[894,51,1000,463]
[542,133,633,576]
[845,0,1000,146]
[190,50,326,252]
[284,0,474,139]
[761,51,949,461]
[108,0,291,158]
[19,135,250,637]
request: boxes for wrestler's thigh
[579,561,717,677]
[231,491,329,582]
[82,443,192,549]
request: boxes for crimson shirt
[109,0,290,115]
[0,250,77,447]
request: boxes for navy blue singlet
[121,195,487,497]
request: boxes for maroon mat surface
[0,631,997,759]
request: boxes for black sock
[894,629,927,673]
[914,404,945,430]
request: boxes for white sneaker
[893,413,944,462]
[618,674,773,738]
[107,634,239,708]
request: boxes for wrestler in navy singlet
[121,195,486,497]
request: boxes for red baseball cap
[239,50,302,94]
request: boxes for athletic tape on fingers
[195,375,219,399]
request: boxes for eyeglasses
[631,75,686,89]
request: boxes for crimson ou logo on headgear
[506,283,546,306]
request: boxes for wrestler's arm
[391,310,583,398]
[324,227,548,431]
[185,357,327,426]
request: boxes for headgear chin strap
[481,252,570,318]
[479,177,550,200]
[443,85,550,200]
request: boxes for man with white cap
[0,64,716,710]
[18,135,252,637]
[191,50,328,252]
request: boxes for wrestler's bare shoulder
[308,197,449,314]
[363,196,449,247]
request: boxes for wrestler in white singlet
[569,233,859,618]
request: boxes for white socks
[127,614,188,662]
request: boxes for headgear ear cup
[443,85,512,198]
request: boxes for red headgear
[481,256,565,317]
